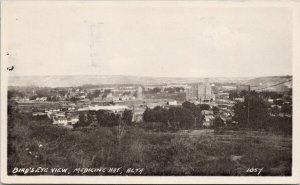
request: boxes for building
[197,82,215,103]
[78,105,130,113]
[36,97,47,101]
[233,97,245,103]
[167,100,178,106]
[217,92,230,99]
[186,82,215,103]
[203,115,215,127]
[137,86,143,100]
[131,106,144,123]
[201,110,214,116]
[53,117,68,126]
[32,112,48,117]
[186,85,198,101]
[236,84,249,92]
[69,116,79,125]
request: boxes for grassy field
[8,114,291,176]
[180,129,291,175]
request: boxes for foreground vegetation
[8,112,291,176]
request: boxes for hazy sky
[3,2,292,77]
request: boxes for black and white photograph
[1,1,300,184]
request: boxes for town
[8,77,292,130]
[7,76,293,176]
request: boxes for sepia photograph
[1,0,300,184]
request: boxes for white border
[1,0,300,184]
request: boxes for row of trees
[143,102,214,130]
[76,109,133,128]
[233,91,292,134]
[144,87,184,94]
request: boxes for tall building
[197,82,215,103]
[186,82,215,103]
[137,86,143,100]
[186,85,198,101]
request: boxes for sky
[3,2,292,77]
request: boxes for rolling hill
[8,75,292,90]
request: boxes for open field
[8,113,291,176]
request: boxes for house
[106,93,113,98]
[103,93,114,101]
[130,96,136,100]
[69,116,79,125]
[113,97,120,102]
[79,99,90,103]
[68,107,76,110]
[53,117,68,126]
[201,110,214,116]
[93,97,103,102]
[36,97,47,101]
[233,98,245,103]
[167,100,178,106]
[78,105,130,113]
[79,95,86,99]
[203,115,215,127]
[271,104,282,110]
[18,97,30,102]
[32,112,48,117]
[217,92,230,99]
[53,111,66,118]
[120,95,130,101]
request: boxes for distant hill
[8,75,252,88]
[244,75,292,92]
[8,75,291,89]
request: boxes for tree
[229,91,239,100]
[182,101,197,111]
[70,97,79,102]
[29,95,38,100]
[58,90,68,97]
[95,110,106,126]
[199,104,210,111]
[274,99,283,106]
[143,108,155,122]
[233,92,270,129]
[165,87,175,93]
[152,87,161,94]
[87,93,93,100]
[143,105,199,130]
[8,90,25,100]
[178,108,194,129]
[212,106,219,114]
[240,90,248,97]
[36,89,50,97]
[123,109,133,125]
[75,113,91,128]
[270,106,280,116]
[214,117,224,129]
[281,104,292,115]
[182,101,202,127]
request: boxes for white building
[167,100,178,106]
[53,117,68,126]
[78,105,130,113]
[203,115,215,127]
[36,97,47,101]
